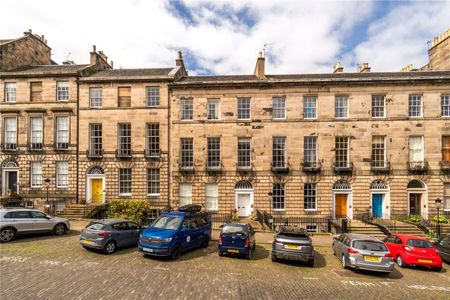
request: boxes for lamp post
[268,192,273,231]
[44,178,51,214]
[435,197,442,239]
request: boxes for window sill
[147,194,160,197]
[31,186,42,189]
[57,186,69,189]
[304,209,318,212]
[119,194,132,197]
[273,209,286,212]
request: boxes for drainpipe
[76,76,80,204]
[167,82,172,210]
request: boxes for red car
[384,234,442,272]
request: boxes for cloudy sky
[1,0,449,75]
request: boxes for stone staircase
[347,220,386,238]
[239,217,265,231]
[56,204,87,220]
[389,221,426,236]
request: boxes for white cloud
[0,0,448,74]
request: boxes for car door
[189,217,203,248]
[178,218,192,251]
[126,222,141,246]
[31,211,53,231]
[111,222,128,247]
[248,225,256,248]
[11,211,34,232]
[437,236,450,261]
[335,235,345,257]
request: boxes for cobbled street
[1,232,449,300]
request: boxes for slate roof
[80,68,175,81]
[1,64,90,76]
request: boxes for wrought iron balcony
[206,163,222,173]
[302,161,321,172]
[179,163,194,173]
[55,142,69,150]
[333,161,353,173]
[236,163,252,172]
[28,143,43,151]
[408,161,428,173]
[440,160,450,172]
[145,148,160,159]
[371,161,390,172]
[2,143,17,151]
[116,149,132,159]
[271,162,289,174]
[87,149,103,159]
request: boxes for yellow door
[335,194,347,218]
[91,179,103,203]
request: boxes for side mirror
[332,236,338,241]
[219,224,224,229]
[45,215,52,220]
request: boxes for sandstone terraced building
[1,29,450,228]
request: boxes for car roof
[344,233,383,241]
[279,226,308,233]
[0,208,36,212]
[223,223,247,227]
[90,218,132,224]
[392,234,428,240]
[161,211,208,217]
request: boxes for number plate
[364,256,381,262]
[284,244,301,250]
[228,249,239,253]
[82,240,93,245]
[143,247,154,253]
[418,259,432,263]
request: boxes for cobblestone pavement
[1,232,449,300]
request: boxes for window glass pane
[147,86,160,107]
[56,161,68,187]
[272,97,286,119]
[179,183,192,206]
[207,99,220,120]
[304,183,317,210]
[119,168,132,195]
[89,124,102,155]
[303,96,317,119]
[90,88,102,108]
[444,183,450,210]
[4,117,17,145]
[335,137,349,167]
[147,123,160,157]
[147,168,160,195]
[304,136,317,163]
[57,81,69,101]
[371,95,385,118]
[31,161,42,187]
[56,116,69,146]
[30,117,43,144]
[117,123,131,155]
[205,184,218,211]
[237,138,251,168]
[272,137,286,168]
[180,138,194,168]
[237,98,251,120]
[207,138,221,168]
[335,96,348,118]
[409,136,423,162]
[371,136,386,167]
[409,95,422,117]
[181,99,193,120]
[272,183,285,210]
[5,83,16,102]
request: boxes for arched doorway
[234,180,253,217]
[332,180,352,219]
[407,179,427,217]
[370,180,389,219]
[1,160,19,196]
[86,166,105,204]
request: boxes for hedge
[107,200,151,225]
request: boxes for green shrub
[432,216,449,223]
[408,215,422,223]
[107,200,151,225]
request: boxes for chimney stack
[175,51,188,76]
[357,63,371,73]
[254,51,266,80]
[333,62,343,73]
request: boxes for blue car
[218,223,256,259]
[138,205,211,260]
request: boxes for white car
[0,208,70,242]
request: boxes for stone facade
[428,29,450,71]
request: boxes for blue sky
[1,0,449,74]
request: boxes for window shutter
[118,87,131,107]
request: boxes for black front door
[7,171,18,193]
[409,193,421,215]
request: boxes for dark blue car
[218,223,256,259]
[138,206,211,260]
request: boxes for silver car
[0,208,70,242]
[332,233,395,273]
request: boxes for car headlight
[161,237,172,243]
[140,234,144,238]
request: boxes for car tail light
[347,248,359,254]
[245,237,249,247]
[384,253,392,258]
[403,246,412,252]
[219,234,222,245]
[98,231,109,237]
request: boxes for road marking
[303,277,319,280]
[0,256,30,263]
[154,263,169,271]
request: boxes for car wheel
[171,244,181,260]
[246,248,252,259]
[271,254,277,262]
[202,235,210,248]
[103,240,116,254]
[397,255,408,268]
[432,266,442,272]
[218,251,224,257]
[0,227,16,242]
[342,255,348,269]
[53,224,67,236]
[307,259,315,267]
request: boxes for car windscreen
[151,216,182,230]
[222,224,246,234]
[352,240,387,252]
[86,222,105,230]
[278,232,308,239]
[407,239,432,248]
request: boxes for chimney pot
[333,62,343,73]
[357,63,371,73]
[178,51,183,59]
[92,45,96,52]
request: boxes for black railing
[145,148,160,159]
[302,161,321,172]
[333,161,353,172]
[84,203,109,219]
[87,149,103,158]
[371,161,390,172]
[206,164,222,173]
[408,161,428,172]
[210,213,232,228]
[236,164,252,172]
[55,142,69,150]
[2,143,17,151]
[256,211,332,233]
[116,149,132,158]
[28,143,43,151]
[440,161,450,172]
[179,164,195,173]
[271,163,289,174]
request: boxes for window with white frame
[4,83,16,102]
[57,81,69,101]
[409,95,422,117]
[180,99,193,120]
[146,86,160,107]
[237,137,251,168]
[272,183,285,210]
[371,95,385,118]
[237,98,251,120]
[304,136,317,164]
[180,138,194,168]
[207,137,221,168]
[272,97,286,119]
[303,96,317,119]
[89,88,102,108]
[147,168,160,196]
[371,136,386,167]
[304,183,317,210]
[89,124,102,156]
[117,123,131,156]
[119,168,132,195]
[409,136,423,163]
[56,116,69,149]
[207,99,220,120]
[444,183,450,211]
[30,117,43,149]
[4,117,17,149]
[335,96,348,119]
[306,225,318,233]
[272,136,286,168]
[441,95,450,117]
[30,161,42,188]
[179,183,192,206]
[146,123,160,157]
[335,136,350,167]
[56,161,68,188]
[205,183,219,211]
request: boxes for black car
[271,226,314,266]
[434,234,450,263]
[218,223,256,259]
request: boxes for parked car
[271,226,314,266]
[80,219,142,254]
[434,234,450,263]
[384,234,442,272]
[333,233,395,273]
[138,205,211,259]
[218,223,255,259]
[0,208,70,242]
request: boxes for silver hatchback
[0,208,70,242]
[332,233,395,273]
